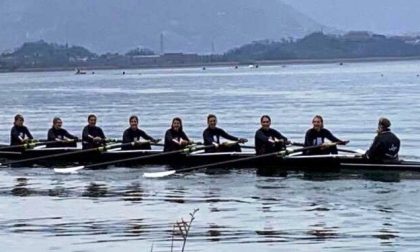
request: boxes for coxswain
[365,117,400,162]
[164,117,192,152]
[203,114,247,153]
[122,115,159,150]
[46,117,78,148]
[304,115,348,155]
[82,114,106,149]
[10,114,33,146]
[255,115,290,155]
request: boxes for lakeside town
[1,31,420,72]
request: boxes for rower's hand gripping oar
[0,141,135,167]
[143,143,339,178]
[54,144,214,174]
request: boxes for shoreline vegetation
[1,31,420,73]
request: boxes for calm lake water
[1,61,420,251]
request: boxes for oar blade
[54,166,85,174]
[143,170,176,178]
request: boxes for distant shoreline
[2,56,420,73]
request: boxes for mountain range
[0,0,328,54]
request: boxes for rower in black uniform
[203,114,247,153]
[255,115,290,155]
[365,117,400,162]
[46,117,78,148]
[304,115,348,155]
[82,114,106,149]
[10,114,33,146]
[122,115,159,150]
[164,117,192,152]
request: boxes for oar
[222,140,255,149]
[143,143,338,178]
[338,148,365,155]
[53,144,214,174]
[103,139,164,147]
[291,142,360,154]
[240,142,304,150]
[0,140,71,151]
[0,141,137,167]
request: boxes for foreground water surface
[1,61,420,251]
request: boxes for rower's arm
[165,130,179,145]
[98,128,106,139]
[122,129,131,143]
[273,129,288,143]
[47,128,62,141]
[255,130,271,143]
[25,127,34,140]
[82,127,93,142]
[180,131,191,143]
[304,130,313,146]
[11,127,23,143]
[324,129,342,143]
[203,129,216,145]
[219,128,239,141]
[139,130,156,142]
[63,129,77,141]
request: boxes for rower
[365,117,400,162]
[10,114,33,146]
[255,115,290,155]
[82,114,106,149]
[304,115,348,155]
[122,115,159,150]
[203,114,247,153]
[164,117,192,152]
[46,117,78,148]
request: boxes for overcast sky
[281,0,420,35]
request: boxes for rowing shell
[1,147,420,172]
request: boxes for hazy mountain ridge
[0,0,328,53]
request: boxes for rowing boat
[1,146,420,172]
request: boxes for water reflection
[1,63,420,251]
[207,224,223,242]
[164,187,185,204]
[11,177,31,196]
[361,170,401,183]
[83,182,108,198]
[122,182,144,202]
[374,204,399,247]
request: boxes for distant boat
[75,68,86,75]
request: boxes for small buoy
[202,67,206,70]
[122,71,126,75]
[234,65,238,69]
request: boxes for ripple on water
[1,63,420,251]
